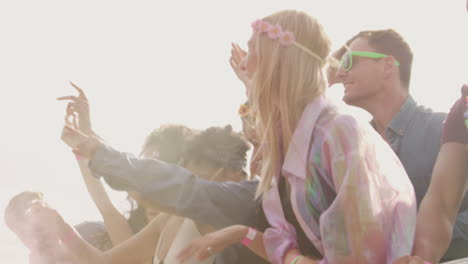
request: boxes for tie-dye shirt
[262,96,416,264]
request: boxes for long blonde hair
[250,10,331,197]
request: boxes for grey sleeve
[453,210,468,240]
[88,144,258,229]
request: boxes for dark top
[442,85,468,145]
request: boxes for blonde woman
[176,10,417,264]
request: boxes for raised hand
[60,125,102,159]
[57,82,93,135]
[230,43,251,95]
[61,125,88,150]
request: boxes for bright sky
[0,0,466,262]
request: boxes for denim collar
[371,95,417,137]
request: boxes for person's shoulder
[326,111,367,132]
[318,111,373,145]
[410,101,447,128]
[413,102,447,118]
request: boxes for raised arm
[60,125,258,229]
[58,83,137,246]
[176,225,321,264]
[175,225,267,262]
[412,143,468,262]
[76,158,135,246]
[96,213,171,264]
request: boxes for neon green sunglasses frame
[341,51,400,71]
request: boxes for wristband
[291,255,303,264]
[241,227,257,246]
[75,154,84,161]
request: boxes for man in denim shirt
[336,29,468,260]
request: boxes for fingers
[65,113,72,127]
[66,101,87,113]
[65,104,77,129]
[57,96,89,105]
[57,95,79,102]
[230,42,246,66]
[72,113,78,130]
[195,247,213,261]
[69,81,88,100]
[177,243,197,263]
[229,55,245,72]
[229,57,239,71]
[64,107,78,127]
[234,43,247,55]
[57,82,88,102]
[66,103,79,123]
[177,242,216,264]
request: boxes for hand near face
[230,43,251,95]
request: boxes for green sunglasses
[341,51,400,71]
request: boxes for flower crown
[251,19,324,64]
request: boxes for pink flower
[278,30,296,46]
[258,20,271,33]
[251,19,263,31]
[267,24,283,39]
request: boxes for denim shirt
[378,96,468,240]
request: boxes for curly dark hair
[128,124,195,232]
[140,124,195,163]
[126,198,149,233]
[181,125,250,177]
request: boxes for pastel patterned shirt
[262,96,417,264]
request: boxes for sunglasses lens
[341,52,352,71]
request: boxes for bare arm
[176,225,267,262]
[177,225,319,263]
[413,143,468,263]
[98,213,170,264]
[76,158,135,246]
[58,84,134,244]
